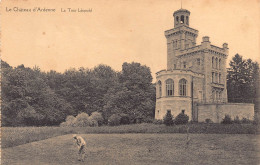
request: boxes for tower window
[219,74,221,83]
[174,64,176,69]
[219,59,221,69]
[197,58,200,65]
[179,78,187,96]
[215,73,218,83]
[212,72,214,82]
[183,62,187,68]
[181,15,184,24]
[166,79,174,96]
[176,16,179,24]
[186,16,189,25]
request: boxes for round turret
[173,9,190,28]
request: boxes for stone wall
[197,103,254,123]
[155,97,192,120]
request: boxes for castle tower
[165,9,198,70]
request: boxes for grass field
[2,123,258,148]
[2,133,259,165]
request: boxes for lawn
[2,133,259,165]
[2,123,258,148]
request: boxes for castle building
[155,8,254,123]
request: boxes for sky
[1,0,260,81]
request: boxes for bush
[205,118,213,124]
[221,114,232,124]
[233,116,241,124]
[74,112,91,127]
[60,115,76,127]
[153,119,163,125]
[163,111,174,126]
[241,118,252,124]
[108,114,121,126]
[175,112,189,125]
[89,112,104,126]
[89,119,98,127]
[119,114,130,125]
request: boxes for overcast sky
[1,0,260,81]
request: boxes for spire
[181,0,182,9]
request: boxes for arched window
[212,57,214,68]
[186,16,189,25]
[166,79,174,96]
[176,16,179,24]
[215,57,218,69]
[183,62,187,69]
[181,15,184,24]
[179,78,187,96]
[158,81,162,97]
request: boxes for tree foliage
[2,61,155,126]
[163,111,174,126]
[227,54,259,103]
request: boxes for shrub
[233,116,241,124]
[74,112,91,127]
[241,118,252,124]
[89,112,104,126]
[89,119,98,127]
[163,111,174,126]
[221,114,232,124]
[153,119,163,125]
[119,114,130,125]
[142,117,154,123]
[175,112,189,125]
[205,118,213,124]
[108,114,121,126]
[60,115,76,127]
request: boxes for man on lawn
[73,134,86,161]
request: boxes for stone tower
[166,9,198,70]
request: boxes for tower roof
[173,9,190,15]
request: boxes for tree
[103,62,156,123]
[163,111,174,126]
[2,61,73,126]
[227,54,259,103]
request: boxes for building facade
[155,8,254,122]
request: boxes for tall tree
[227,54,259,103]
[104,62,156,122]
